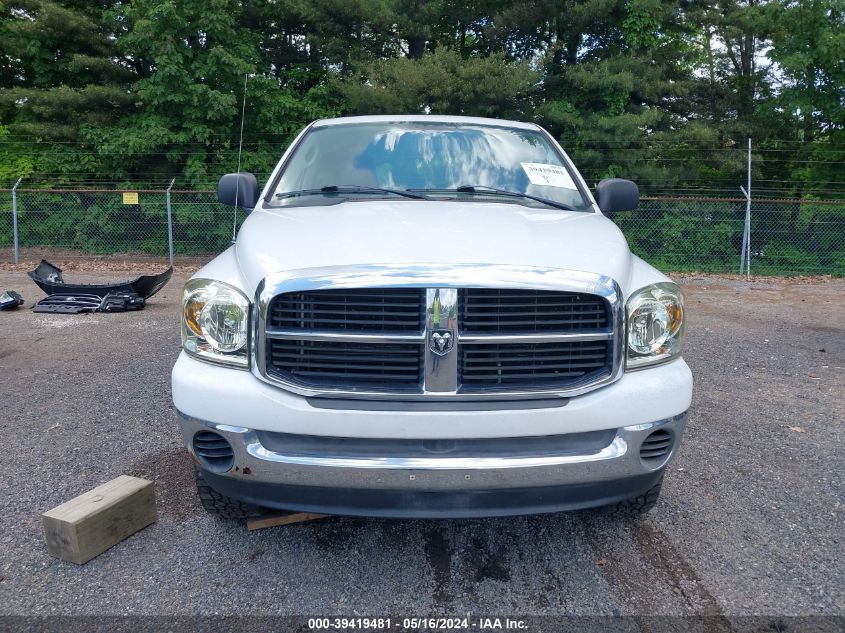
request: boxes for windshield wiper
[411,185,576,211]
[276,185,428,200]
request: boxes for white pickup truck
[172,115,692,519]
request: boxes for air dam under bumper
[179,412,687,518]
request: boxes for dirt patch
[630,521,726,616]
[424,527,454,609]
[0,259,201,275]
[580,515,732,622]
[0,247,209,273]
[673,272,839,284]
[126,445,202,522]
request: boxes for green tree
[83,0,338,186]
[697,0,775,133]
[340,46,537,117]
[767,0,845,192]
[490,0,703,189]
[0,0,134,137]
[0,0,135,180]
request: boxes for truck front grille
[460,341,612,390]
[268,339,423,389]
[460,289,608,333]
[269,288,425,332]
[261,282,618,397]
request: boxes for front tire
[194,468,268,520]
[600,474,663,517]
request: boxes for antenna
[232,73,248,243]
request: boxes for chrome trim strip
[459,332,612,344]
[254,264,624,401]
[424,288,459,392]
[214,424,251,434]
[266,329,425,344]
[244,436,627,470]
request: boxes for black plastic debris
[32,294,103,314]
[31,292,147,314]
[100,292,147,312]
[29,260,172,298]
[0,290,24,310]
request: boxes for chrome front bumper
[179,411,687,517]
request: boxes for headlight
[181,279,250,368]
[626,282,684,369]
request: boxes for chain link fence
[622,197,845,275]
[0,188,244,266]
[1,187,843,275]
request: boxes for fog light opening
[639,429,673,462]
[192,431,235,472]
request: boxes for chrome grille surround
[254,264,624,400]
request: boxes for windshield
[269,122,591,210]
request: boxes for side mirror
[218,172,260,212]
[595,178,639,215]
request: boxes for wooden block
[246,511,327,531]
[43,475,157,565]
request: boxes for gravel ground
[0,268,842,619]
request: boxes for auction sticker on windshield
[521,163,577,189]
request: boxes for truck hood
[234,200,634,292]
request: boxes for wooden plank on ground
[43,475,157,565]
[246,512,328,531]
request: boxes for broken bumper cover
[28,259,173,298]
[28,260,172,313]
[178,411,687,518]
